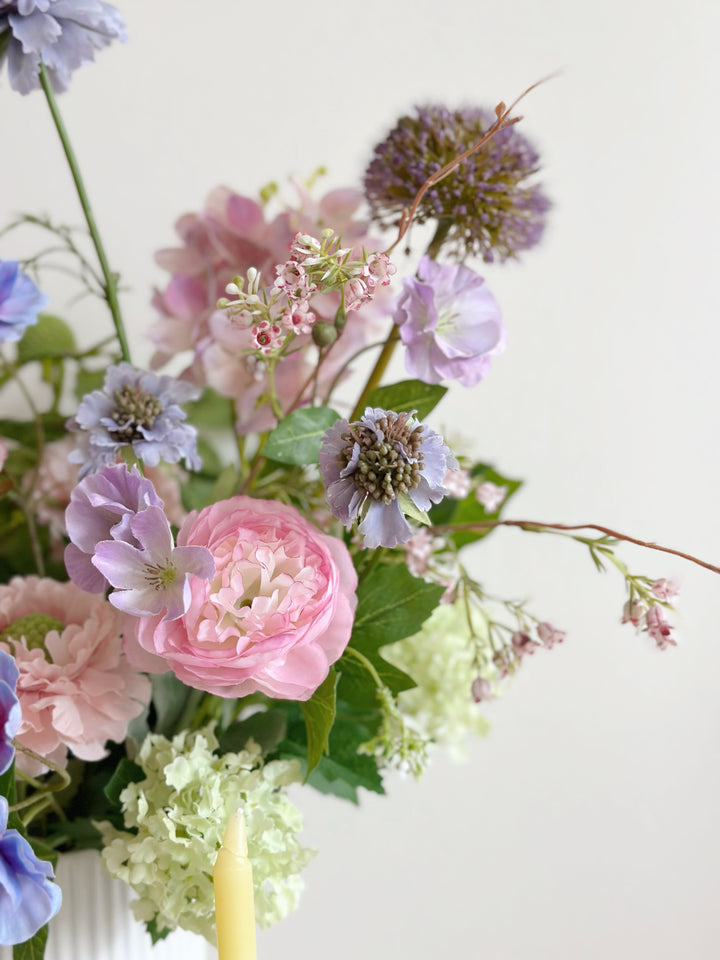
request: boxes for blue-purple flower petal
[0,651,20,776]
[0,260,47,344]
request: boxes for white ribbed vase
[1,850,217,960]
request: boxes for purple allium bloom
[394,256,505,387]
[0,0,127,95]
[67,362,201,478]
[0,650,20,776]
[0,260,48,343]
[92,505,214,621]
[64,463,164,593]
[319,407,456,549]
[0,796,61,945]
[364,104,550,263]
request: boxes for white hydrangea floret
[97,727,314,944]
[381,599,493,757]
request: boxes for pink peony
[0,577,151,775]
[127,496,358,700]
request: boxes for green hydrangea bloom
[381,599,492,757]
[97,727,314,943]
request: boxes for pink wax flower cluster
[0,577,150,775]
[149,184,388,434]
[127,496,358,700]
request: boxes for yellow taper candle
[214,809,257,960]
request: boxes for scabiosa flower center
[339,412,424,505]
[0,613,65,652]
[110,385,163,442]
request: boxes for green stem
[349,326,400,421]
[38,64,131,363]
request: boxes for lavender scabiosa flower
[92,505,214,621]
[363,104,550,263]
[319,408,456,549]
[0,650,20,775]
[64,463,165,593]
[0,797,61,946]
[394,256,505,387]
[67,362,201,478]
[0,0,127,95]
[0,260,48,343]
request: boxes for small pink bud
[537,621,566,649]
[471,677,493,703]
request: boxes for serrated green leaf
[263,406,340,465]
[103,758,144,806]
[365,380,447,419]
[13,923,48,960]
[217,709,288,756]
[300,668,337,776]
[17,314,76,364]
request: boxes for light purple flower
[92,505,214,621]
[319,407,456,549]
[393,256,505,387]
[64,463,164,593]
[0,0,127,95]
[0,260,47,343]
[0,650,20,776]
[67,362,201,478]
[0,796,61,945]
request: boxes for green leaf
[186,387,236,429]
[146,917,172,944]
[351,564,445,652]
[217,709,288,756]
[74,367,105,400]
[13,923,48,960]
[151,673,198,737]
[263,406,340,465]
[17,314,76,364]
[300,668,337,777]
[430,463,522,549]
[336,652,415,709]
[208,464,241,504]
[365,380,447,420]
[104,758,144,806]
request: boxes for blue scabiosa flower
[0,650,20,775]
[0,0,127,95]
[0,260,47,343]
[363,104,550,263]
[0,796,62,946]
[318,407,456,549]
[67,362,201,478]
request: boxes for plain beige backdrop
[2,1,720,957]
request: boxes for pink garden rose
[128,496,358,700]
[0,577,151,775]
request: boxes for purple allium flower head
[394,256,505,387]
[0,650,20,776]
[364,104,550,263]
[0,0,127,95]
[92,505,214,621]
[0,260,48,343]
[64,463,164,593]
[319,407,456,549]
[67,362,201,478]
[0,795,61,945]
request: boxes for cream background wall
[2,0,720,957]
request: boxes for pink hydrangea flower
[0,577,150,775]
[127,496,358,701]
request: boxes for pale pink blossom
[645,605,676,650]
[282,300,317,335]
[405,529,434,578]
[651,577,680,602]
[471,677,494,703]
[252,320,284,354]
[363,252,396,288]
[444,467,471,499]
[0,577,150,775]
[511,630,541,657]
[345,276,372,312]
[274,261,313,298]
[537,621,566,649]
[127,496,358,701]
[621,599,645,627]
[475,481,508,512]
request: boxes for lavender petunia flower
[394,256,505,387]
[0,0,127,95]
[92,505,214,621]
[67,362,201,478]
[0,260,48,343]
[0,796,61,946]
[64,463,164,593]
[0,650,20,776]
[319,407,456,549]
